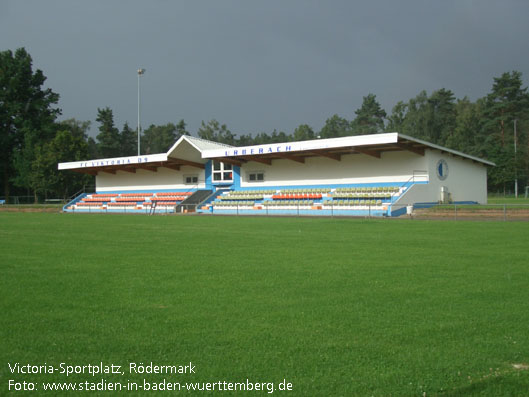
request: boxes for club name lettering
[224,145,293,157]
[80,157,149,168]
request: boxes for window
[248,172,264,182]
[184,175,198,184]
[212,161,233,182]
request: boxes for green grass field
[488,197,529,205]
[1,213,528,396]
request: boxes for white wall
[168,139,204,163]
[397,150,488,205]
[94,146,489,204]
[240,150,428,187]
[96,166,206,192]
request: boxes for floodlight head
[137,68,146,75]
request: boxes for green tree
[236,134,255,146]
[176,119,189,137]
[57,118,98,159]
[445,98,482,154]
[56,118,100,160]
[269,129,290,143]
[351,94,387,135]
[425,88,456,146]
[95,107,120,158]
[386,101,407,132]
[58,118,91,140]
[399,90,429,140]
[12,129,47,202]
[141,123,178,154]
[120,122,137,156]
[481,72,529,192]
[252,132,274,145]
[292,124,315,141]
[86,137,99,159]
[386,89,455,146]
[483,71,529,147]
[0,48,60,201]
[40,129,91,199]
[197,119,235,145]
[319,114,352,138]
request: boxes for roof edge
[166,135,234,157]
[398,134,495,166]
[58,153,168,170]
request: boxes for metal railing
[209,201,387,218]
[0,195,39,205]
[62,196,529,222]
[404,203,529,222]
[68,202,204,215]
[66,185,95,203]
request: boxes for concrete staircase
[175,190,213,213]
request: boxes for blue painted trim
[210,208,387,216]
[412,201,478,209]
[66,207,177,214]
[412,202,437,209]
[63,193,87,211]
[94,188,197,194]
[235,181,427,191]
[201,188,229,206]
[209,161,240,188]
[390,207,407,217]
[232,166,241,189]
[205,160,212,189]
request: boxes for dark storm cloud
[1,0,528,137]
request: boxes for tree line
[1,48,528,202]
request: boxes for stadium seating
[67,191,196,213]
[82,198,109,203]
[120,193,153,197]
[76,202,103,207]
[91,193,119,198]
[107,202,137,207]
[142,201,178,207]
[150,196,188,202]
[67,184,409,216]
[214,200,255,207]
[272,193,322,199]
[208,185,408,216]
[115,197,149,202]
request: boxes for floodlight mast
[514,119,518,198]
[137,68,146,156]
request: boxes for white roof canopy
[201,133,495,167]
[58,132,494,175]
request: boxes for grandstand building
[58,133,494,216]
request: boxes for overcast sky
[1,0,528,138]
